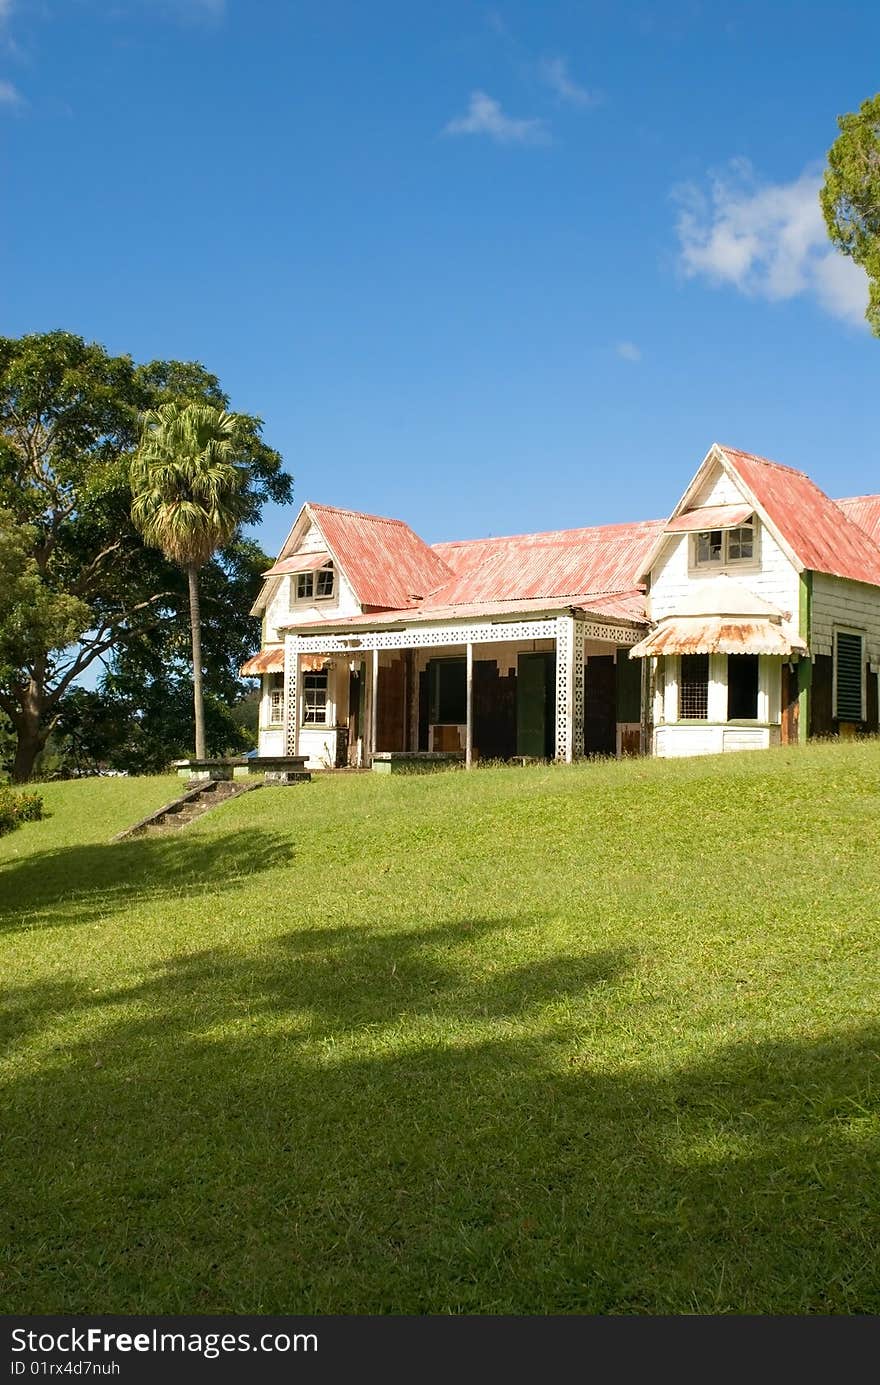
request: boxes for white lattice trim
[283,635,298,756]
[582,621,641,645]
[286,619,560,654]
[554,616,573,761]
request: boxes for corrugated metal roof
[429,519,665,607]
[279,588,647,635]
[240,648,285,675]
[309,503,453,609]
[630,617,806,658]
[719,446,880,587]
[262,550,331,577]
[665,503,753,533]
[836,494,880,547]
[671,574,783,618]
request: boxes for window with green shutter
[834,630,864,722]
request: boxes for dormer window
[694,518,755,567]
[291,563,336,605]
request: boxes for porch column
[284,635,299,757]
[369,646,379,765]
[465,640,473,768]
[554,615,584,762]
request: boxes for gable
[308,504,453,611]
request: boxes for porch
[267,613,646,769]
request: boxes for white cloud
[616,341,641,363]
[443,90,548,146]
[673,158,868,327]
[539,56,599,108]
[0,1,12,22]
[0,79,21,105]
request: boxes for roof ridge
[307,501,412,528]
[836,493,880,504]
[717,444,809,479]
[432,517,665,549]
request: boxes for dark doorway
[473,661,517,760]
[584,656,616,755]
[517,652,556,758]
[728,654,759,720]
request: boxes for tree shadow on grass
[0,830,296,932]
[1,924,878,1315]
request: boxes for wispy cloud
[0,78,21,105]
[673,158,868,327]
[615,341,641,363]
[0,1,13,23]
[539,56,599,108]
[443,90,548,146]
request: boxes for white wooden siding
[648,460,801,623]
[810,573,880,664]
[263,517,362,642]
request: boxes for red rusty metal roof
[279,587,649,635]
[308,503,453,609]
[240,648,285,676]
[836,494,880,548]
[665,503,753,533]
[718,447,880,587]
[262,550,331,577]
[630,617,806,658]
[429,519,665,607]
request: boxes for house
[241,444,880,767]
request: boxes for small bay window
[291,564,336,606]
[303,670,329,725]
[693,519,756,568]
[267,673,284,726]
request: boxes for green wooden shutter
[835,632,864,721]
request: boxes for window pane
[727,525,754,561]
[728,654,759,719]
[269,689,284,724]
[296,573,314,600]
[679,654,709,719]
[316,567,334,597]
[835,632,864,721]
[696,531,723,564]
[303,671,328,724]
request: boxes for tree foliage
[0,330,291,780]
[821,92,880,335]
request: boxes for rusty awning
[629,617,807,658]
[664,504,753,533]
[262,550,332,577]
[240,648,285,676]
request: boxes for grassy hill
[2,744,879,1314]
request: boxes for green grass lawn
[2,744,879,1314]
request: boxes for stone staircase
[113,779,263,841]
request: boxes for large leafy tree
[131,402,250,761]
[0,331,291,781]
[821,92,880,334]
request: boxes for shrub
[0,786,44,836]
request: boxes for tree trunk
[187,562,206,760]
[11,716,46,783]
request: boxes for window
[291,565,335,605]
[679,654,709,719]
[834,630,865,722]
[727,654,759,720]
[303,670,329,725]
[694,519,755,567]
[428,659,467,724]
[268,673,284,725]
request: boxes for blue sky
[2,0,879,557]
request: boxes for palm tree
[131,401,246,761]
